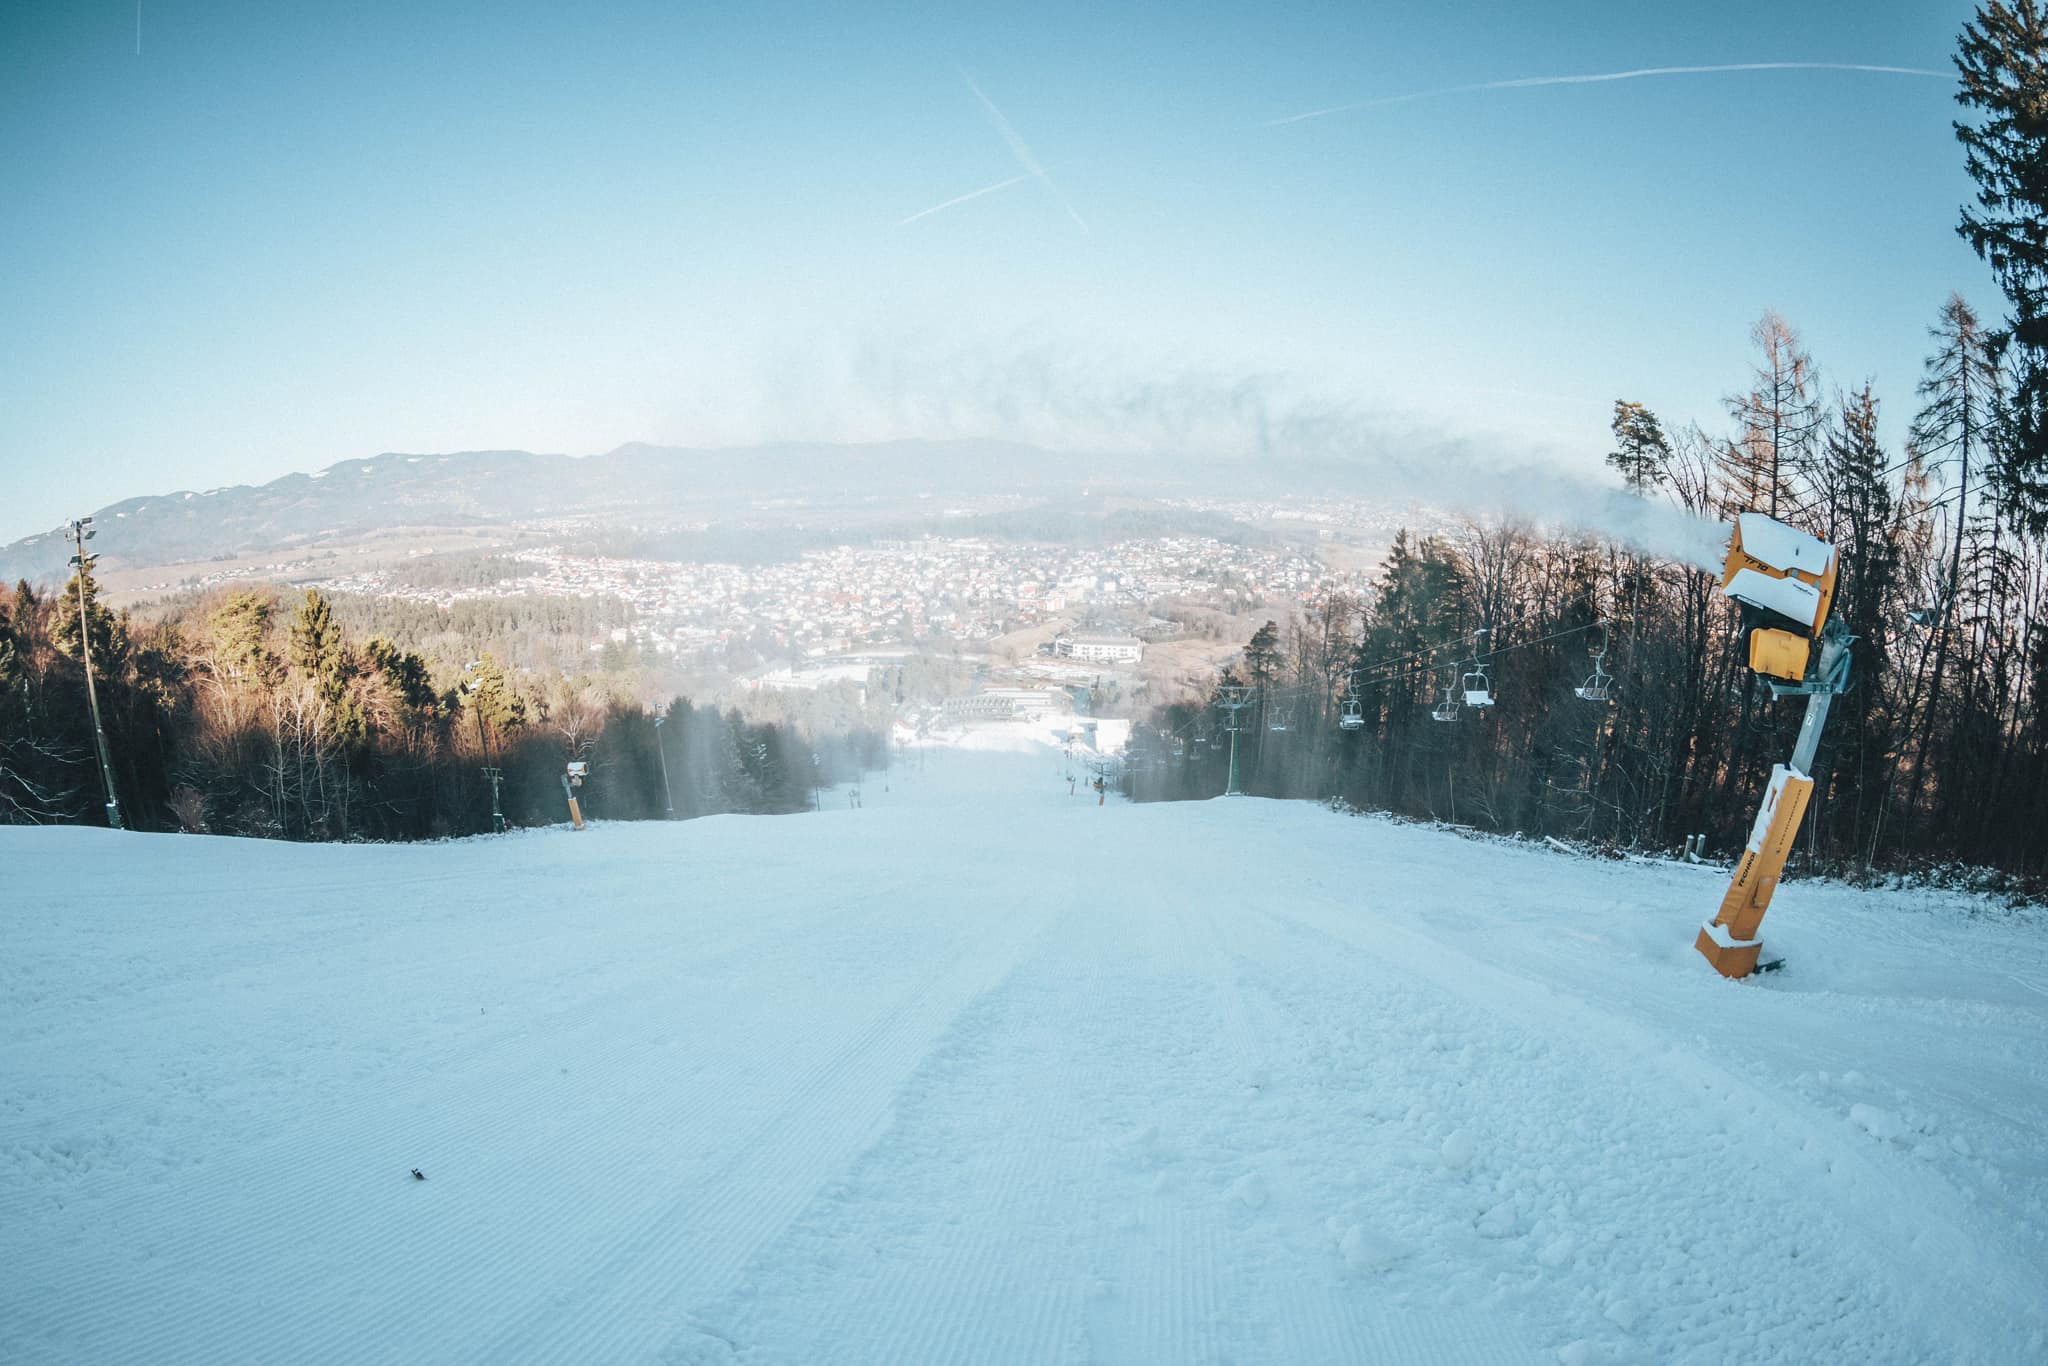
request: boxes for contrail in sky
[1267,62,1951,126]
[899,75,1090,232]
[964,75,1090,233]
[899,173,1033,226]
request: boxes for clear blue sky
[0,0,1993,542]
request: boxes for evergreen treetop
[1954,0,2048,529]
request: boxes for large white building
[941,688,1066,723]
[1055,633,1145,665]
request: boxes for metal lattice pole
[654,713,676,818]
[481,766,505,833]
[69,518,123,830]
[1216,685,1254,797]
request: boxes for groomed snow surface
[5,728,2047,1365]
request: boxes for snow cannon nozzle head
[1720,513,1838,640]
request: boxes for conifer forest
[1125,4,2048,887]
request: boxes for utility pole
[481,766,506,833]
[1216,684,1254,797]
[68,518,122,829]
[654,712,676,818]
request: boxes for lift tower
[68,518,123,830]
[1697,514,1849,978]
[1215,686,1255,796]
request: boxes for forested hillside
[1129,7,2048,888]
[1128,306,2048,883]
[0,574,884,840]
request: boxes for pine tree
[1954,0,2048,529]
[292,598,362,781]
[289,590,353,714]
[1243,620,1283,685]
[1239,619,1286,786]
[1349,532,1467,812]
[0,597,18,694]
[1827,386,1901,592]
[1607,401,1672,493]
[1895,298,2011,837]
[207,591,280,688]
[362,636,438,736]
[51,555,124,668]
[1720,311,1823,524]
[1819,386,1903,854]
[1911,293,2003,601]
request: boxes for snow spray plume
[841,342,1732,570]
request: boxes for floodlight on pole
[653,712,676,818]
[68,518,122,830]
[460,659,492,762]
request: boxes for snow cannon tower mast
[1697,514,1850,979]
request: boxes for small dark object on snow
[411,1168,426,1180]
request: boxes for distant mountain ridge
[0,439,1109,585]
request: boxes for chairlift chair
[1269,703,1292,733]
[1573,637,1612,703]
[1339,696,1365,730]
[1907,583,1953,629]
[1432,675,1460,723]
[1461,628,1495,707]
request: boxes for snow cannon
[562,761,588,831]
[1719,514,1838,683]
[1698,514,1854,980]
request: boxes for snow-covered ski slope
[5,731,2046,1365]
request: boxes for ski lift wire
[1148,605,1616,745]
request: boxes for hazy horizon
[3,1,1990,541]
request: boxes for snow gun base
[1695,921,1763,979]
